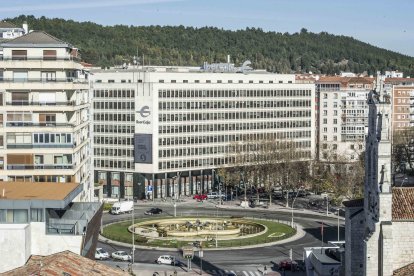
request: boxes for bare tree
[392,126,414,172]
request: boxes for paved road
[98,199,344,275]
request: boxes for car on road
[207,192,219,199]
[144,207,163,215]
[111,251,132,261]
[156,255,177,265]
[278,259,298,271]
[95,248,109,260]
[193,194,208,201]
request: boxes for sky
[1,0,414,57]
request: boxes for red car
[278,259,298,271]
[193,194,207,201]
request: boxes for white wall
[30,222,83,257]
[0,224,31,273]
[392,221,414,271]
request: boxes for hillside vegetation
[7,15,414,76]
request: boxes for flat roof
[0,181,79,200]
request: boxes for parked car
[156,255,177,265]
[207,192,219,199]
[95,248,109,260]
[193,194,208,201]
[144,207,163,215]
[110,201,134,215]
[278,259,298,271]
[111,251,132,261]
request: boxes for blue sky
[1,0,413,57]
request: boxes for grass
[102,217,296,248]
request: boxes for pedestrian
[263,265,267,275]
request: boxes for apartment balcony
[0,56,83,70]
[7,143,74,149]
[5,122,76,133]
[0,78,88,90]
[4,100,78,112]
[7,164,73,170]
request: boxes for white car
[157,255,177,265]
[95,248,109,260]
[112,251,132,261]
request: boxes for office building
[0,31,92,201]
[91,65,315,199]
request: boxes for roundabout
[102,216,296,249]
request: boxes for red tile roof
[394,262,414,276]
[3,250,129,276]
[392,187,414,221]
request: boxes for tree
[392,127,414,173]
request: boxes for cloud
[0,0,185,13]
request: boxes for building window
[323,118,327,124]
[12,50,27,60]
[323,93,328,99]
[323,135,327,141]
[43,50,56,60]
[333,119,337,124]
[323,127,327,133]
[31,208,43,222]
[323,110,328,116]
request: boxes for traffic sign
[182,246,194,259]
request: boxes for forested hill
[6,15,414,76]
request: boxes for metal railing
[6,122,75,127]
[5,101,75,106]
[2,55,80,61]
[7,164,73,170]
[47,223,77,235]
[7,144,74,149]
[0,78,88,83]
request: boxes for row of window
[94,136,134,146]
[94,89,135,98]
[159,99,311,110]
[94,125,135,134]
[158,151,312,170]
[159,89,311,98]
[94,159,134,169]
[93,101,135,110]
[94,148,133,157]
[158,141,311,159]
[0,208,43,223]
[5,133,72,145]
[159,131,312,146]
[159,110,312,122]
[159,120,311,134]
[93,113,135,122]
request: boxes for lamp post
[337,208,340,241]
[131,201,135,264]
[215,206,218,248]
[291,186,304,227]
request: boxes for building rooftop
[342,198,364,208]
[310,249,341,265]
[0,21,18,28]
[0,181,79,201]
[3,250,129,276]
[1,30,71,47]
[393,262,414,276]
[392,187,414,221]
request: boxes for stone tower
[363,73,393,276]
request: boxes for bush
[103,203,113,211]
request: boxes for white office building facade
[92,68,315,199]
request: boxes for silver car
[111,251,132,261]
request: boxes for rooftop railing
[7,164,73,170]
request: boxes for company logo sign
[137,106,150,118]
[136,105,151,125]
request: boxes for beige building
[0,31,92,201]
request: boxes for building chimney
[22,22,28,34]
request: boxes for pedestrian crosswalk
[204,269,266,276]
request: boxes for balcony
[0,56,83,70]
[0,78,88,90]
[6,122,75,128]
[4,101,78,112]
[6,100,75,106]
[7,144,74,149]
[7,164,74,170]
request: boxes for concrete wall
[0,224,30,273]
[392,221,414,271]
[345,207,364,276]
[30,222,83,256]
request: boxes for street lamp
[336,208,340,241]
[291,186,304,227]
[131,201,135,264]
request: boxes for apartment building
[91,66,315,199]
[0,31,92,201]
[316,76,374,162]
[0,21,26,41]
